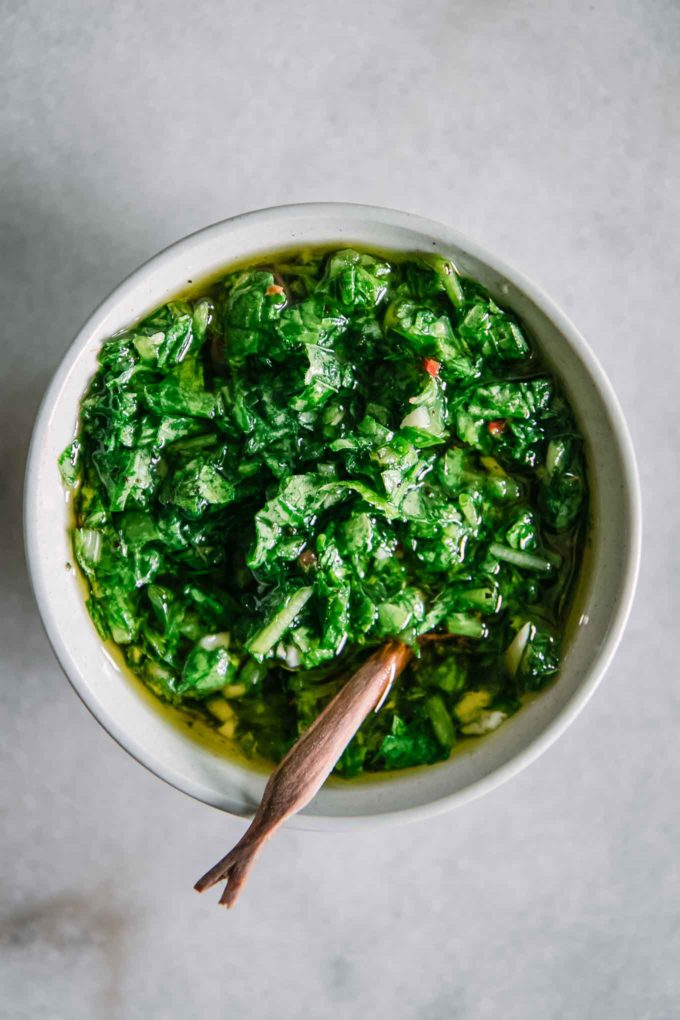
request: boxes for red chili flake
[298,548,317,570]
[487,419,507,436]
[423,357,441,377]
[266,284,285,296]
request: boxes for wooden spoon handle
[194,640,412,907]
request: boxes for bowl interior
[25,205,640,828]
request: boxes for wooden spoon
[194,640,413,907]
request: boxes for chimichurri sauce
[60,247,588,776]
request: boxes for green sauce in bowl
[59,246,588,777]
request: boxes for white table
[1,2,677,1016]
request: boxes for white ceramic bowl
[24,204,641,830]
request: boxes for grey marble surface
[1,2,678,1017]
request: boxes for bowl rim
[24,202,642,830]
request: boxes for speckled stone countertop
[1,2,678,1017]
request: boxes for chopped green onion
[246,587,314,660]
[445,613,487,638]
[504,621,533,676]
[426,695,457,749]
[489,542,555,573]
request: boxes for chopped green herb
[61,246,588,776]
